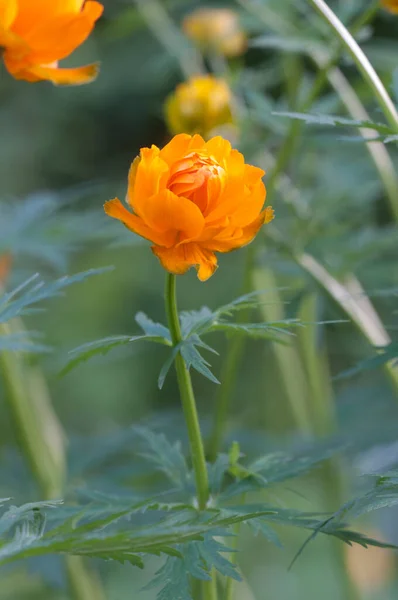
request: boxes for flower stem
[164,273,209,510]
[309,0,398,132]
[0,316,105,600]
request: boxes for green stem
[165,274,217,599]
[309,0,398,132]
[164,273,209,510]
[267,0,382,195]
[0,317,105,600]
[0,322,64,499]
[203,576,218,600]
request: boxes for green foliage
[63,290,296,386]
[0,268,113,353]
[336,342,398,380]
[2,431,398,600]
[273,111,397,141]
[0,192,113,271]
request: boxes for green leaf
[135,312,171,341]
[251,34,325,54]
[335,342,398,380]
[158,337,219,388]
[384,134,398,144]
[221,442,343,498]
[0,268,113,325]
[134,427,190,490]
[180,338,220,385]
[0,500,275,570]
[273,111,394,134]
[62,311,172,375]
[0,331,51,353]
[334,474,398,522]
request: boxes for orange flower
[165,75,233,139]
[183,8,246,58]
[105,134,273,281]
[0,0,103,85]
[381,0,398,12]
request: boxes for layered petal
[1,0,103,85]
[132,147,169,215]
[105,134,273,281]
[13,2,103,65]
[12,0,86,34]
[204,207,274,252]
[104,198,174,247]
[152,243,218,281]
[139,189,205,243]
[0,0,17,29]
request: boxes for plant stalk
[164,273,209,510]
[0,317,105,600]
[165,274,217,600]
[309,0,398,132]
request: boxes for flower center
[167,151,226,213]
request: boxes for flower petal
[152,243,218,281]
[12,0,86,33]
[204,207,274,252]
[13,1,103,64]
[16,62,100,85]
[104,198,172,246]
[205,136,232,163]
[160,134,192,166]
[140,189,205,242]
[0,0,17,28]
[132,147,169,214]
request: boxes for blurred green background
[1,0,398,599]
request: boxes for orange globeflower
[381,0,398,12]
[0,0,103,85]
[165,75,233,139]
[105,134,273,281]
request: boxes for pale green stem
[164,274,218,600]
[297,253,398,395]
[309,0,398,132]
[253,266,313,433]
[132,0,203,79]
[0,321,65,499]
[240,0,398,220]
[164,273,210,510]
[0,317,105,600]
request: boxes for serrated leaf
[134,427,190,490]
[249,519,283,548]
[0,331,51,353]
[0,268,113,325]
[273,111,394,134]
[335,343,398,380]
[61,333,171,376]
[180,339,220,385]
[135,312,171,341]
[221,442,343,498]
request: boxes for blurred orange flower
[105,134,273,281]
[345,529,394,591]
[183,8,247,58]
[381,0,398,12]
[165,75,233,139]
[0,0,103,85]
[0,254,12,286]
